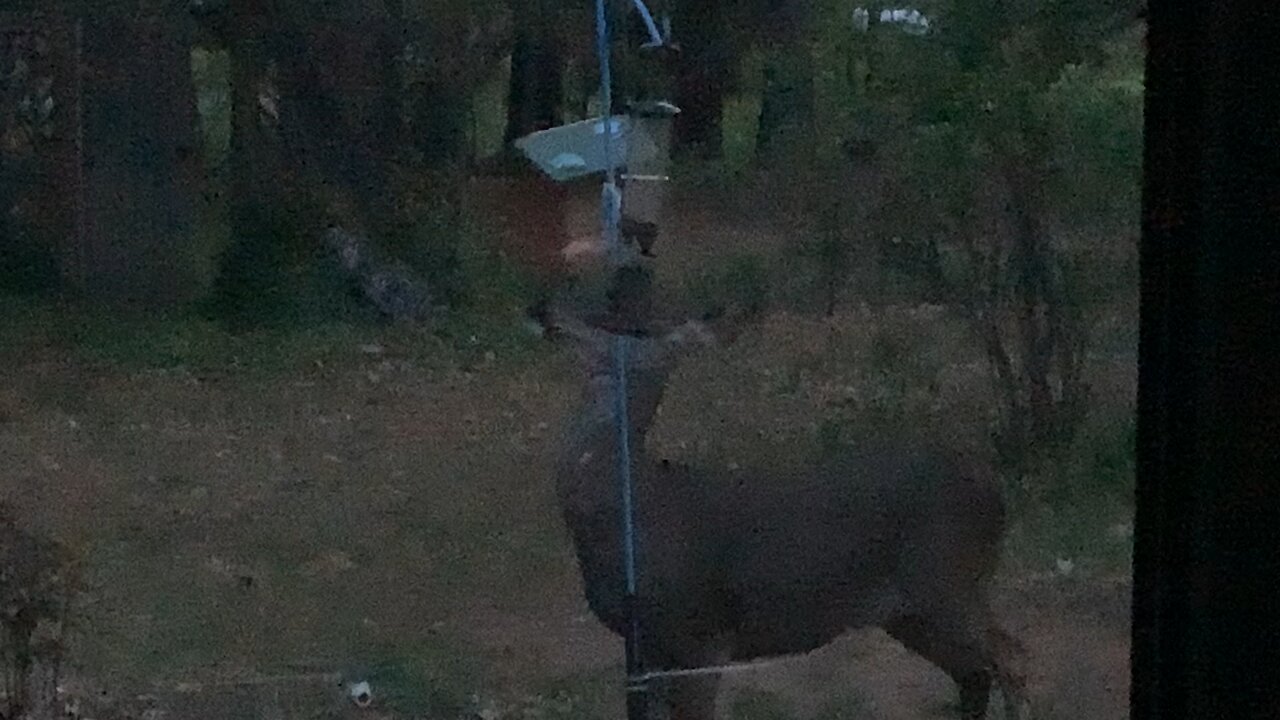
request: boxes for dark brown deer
[540,303,1030,720]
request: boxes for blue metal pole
[594,0,647,718]
[595,0,622,261]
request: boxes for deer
[536,295,1031,720]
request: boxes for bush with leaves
[836,1,1144,473]
[0,507,79,720]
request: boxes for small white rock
[348,680,372,707]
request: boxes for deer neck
[557,370,668,519]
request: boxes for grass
[1,286,566,711]
[510,668,621,720]
[0,281,1134,719]
[361,639,489,718]
[15,336,568,712]
[0,289,545,378]
[1003,409,1136,579]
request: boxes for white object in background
[879,7,931,35]
[348,680,372,708]
[852,7,870,32]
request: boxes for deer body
[549,319,1028,720]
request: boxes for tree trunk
[227,0,277,229]
[382,0,405,150]
[1001,147,1086,457]
[504,3,562,146]
[79,9,202,306]
[0,11,78,296]
[755,40,814,165]
[672,0,730,159]
[210,0,293,324]
[267,2,396,233]
[412,80,471,167]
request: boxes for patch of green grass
[361,639,488,718]
[73,507,496,697]
[1003,411,1136,576]
[75,547,234,686]
[722,91,763,177]
[0,222,60,297]
[61,308,232,370]
[813,318,955,452]
[191,47,231,173]
[0,294,58,354]
[683,252,772,319]
[469,55,511,159]
[0,288,547,379]
[522,667,620,720]
[47,303,371,374]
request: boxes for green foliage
[802,3,1145,469]
[1048,411,1136,507]
[490,669,618,720]
[0,221,60,297]
[684,251,771,318]
[388,197,533,317]
[1040,31,1145,223]
[361,639,486,719]
[62,310,229,370]
[819,319,948,448]
[201,209,370,332]
[191,48,231,179]
[1003,407,1136,574]
[722,53,767,173]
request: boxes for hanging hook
[631,0,673,49]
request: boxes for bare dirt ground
[0,208,1135,720]
[467,575,1132,720]
[0,346,1134,720]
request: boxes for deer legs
[986,623,1031,720]
[648,673,719,720]
[643,639,730,720]
[886,612,1029,720]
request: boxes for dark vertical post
[1133,2,1280,718]
[71,16,85,296]
[672,0,727,160]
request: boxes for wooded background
[1,0,1143,471]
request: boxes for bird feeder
[513,115,630,184]
[620,100,680,257]
[513,99,680,259]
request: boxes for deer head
[534,293,721,441]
